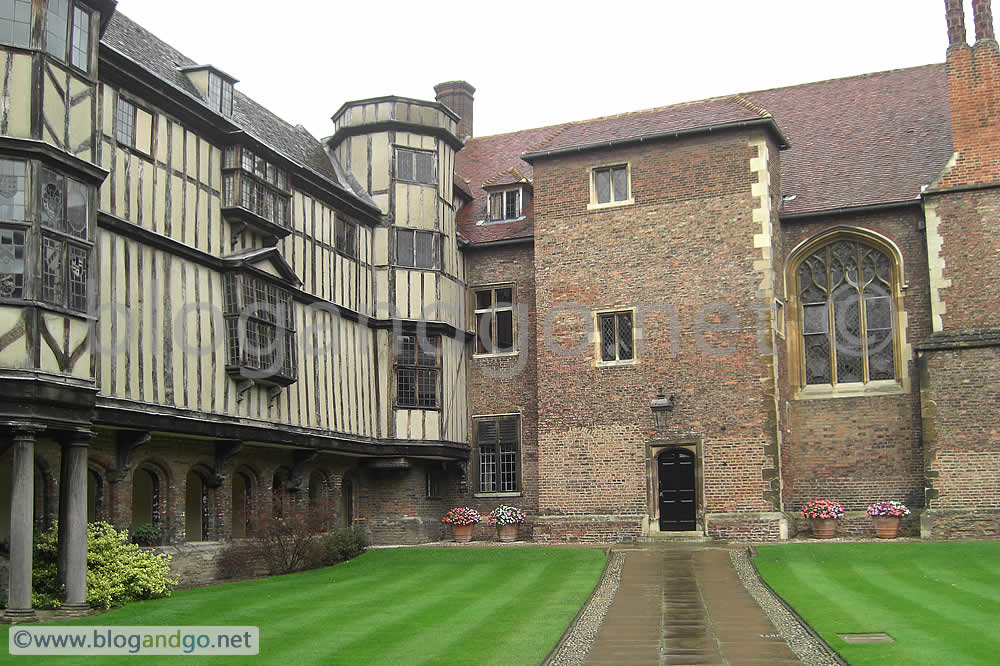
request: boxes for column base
[2,608,39,624]
[57,602,91,616]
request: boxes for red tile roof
[455,63,953,243]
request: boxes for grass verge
[754,542,1000,665]
[2,546,606,665]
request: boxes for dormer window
[488,188,522,222]
[208,71,234,118]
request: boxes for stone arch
[131,460,171,544]
[271,466,291,520]
[231,465,259,538]
[341,469,359,527]
[184,464,216,542]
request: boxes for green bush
[321,527,368,565]
[32,522,177,610]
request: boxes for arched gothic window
[794,237,898,387]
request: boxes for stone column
[60,432,92,613]
[3,424,43,623]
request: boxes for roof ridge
[740,62,944,98]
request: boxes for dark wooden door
[658,448,696,531]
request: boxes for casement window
[335,215,358,259]
[425,470,441,499]
[222,146,291,231]
[597,310,635,363]
[473,285,515,354]
[223,273,298,384]
[794,237,897,387]
[44,0,92,72]
[396,333,439,409]
[208,71,234,118]
[591,164,630,206]
[395,148,436,185]
[0,159,92,312]
[114,97,154,154]
[475,416,520,494]
[488,189,522,221]
[0,0,32,48]
[395,228,440,269]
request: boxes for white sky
[114,0,976,140]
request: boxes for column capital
[8,422,45,438]
[60,429,94,448]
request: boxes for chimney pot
[946,0,968,46]
[434,80,475,140]
[973,0,996,41]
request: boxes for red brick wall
[777,209,930,512]
[464,243,539,520]
[530,131,781,521]
[940,41,1000,189]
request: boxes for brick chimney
[434,81,475,140]
[938,0,1000,188]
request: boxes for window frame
[222,272,298,385]
[43,0,93,74]
[588,163,633,209]
[472,284,517,356]
[335,215,359,260]
[595,308,636,366]
[221,145,292,233]
[208,71,234,118]
[394,147,437,186]
[473,414,521,496]
[395,333,440,410]
[0,0,32,49]
[786,228,907,399]
[395,228,441,270]
[487,188,523,222]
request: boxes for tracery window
[796,238,895,386]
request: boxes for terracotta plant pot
[873,515,902,539]
[451,524,474,542]
[496,523,519,542]
[810,518,838,539]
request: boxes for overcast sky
[114,1,975,140]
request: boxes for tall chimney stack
[945,0,967,46]
[434,81,475,141]
[974,0,996,41]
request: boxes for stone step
[635,531,714,544]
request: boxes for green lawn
[754,542,1000,665]
[2,546,606,665]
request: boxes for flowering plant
[866,501,910,517]
[801,500,844,520]
[486,505,526,526]
[441,507,481,526]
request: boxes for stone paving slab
[585,545,800,665]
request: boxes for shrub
[132,523,162,547]
[216,541,258,580]
[320,527,369,565]
[246,510,329,575]
[32,522,176,610]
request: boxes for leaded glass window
[207,72,233,117]
[222,146,290,229]
[0,0,32,48]
[598,311,634,362]
[488,189,522,221]
[222,273,297,382]
[396,229,439,269]
[335,216,358,258]
[477,416,520,493]
[0,159,26,221]
[395,148,436,185]
[115,97,136,146]
[396,334,439,408]
[69,4,90,71]
[44,0,69,61]
[797,239,895,386]
[0,228,25,298]
[593,164,629,204]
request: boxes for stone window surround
[784,225,911,400]
[587,161,634,210]
[593,306,638,367]
[644,437,704,534]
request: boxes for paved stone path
[585,545,801,665]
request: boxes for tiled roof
[743,64,952,216]
[456,64,953,242]
[101,13,375,209]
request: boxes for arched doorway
[131,467,161,534]
[657,448,696,531]
[185,470,209,541]
[232,471,252,538]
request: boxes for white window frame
[588,163,633,210]
[487,188,522,222]
[594,307,638,366]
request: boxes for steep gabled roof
[456,63,954,244]
[742,63,952,217]
[101,12,375,211]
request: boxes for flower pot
[451,524,474,543]
[496,524,519,542]
[873,515,902,539]
[810,518,838,539]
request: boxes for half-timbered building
[3,0,1000,619]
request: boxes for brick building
[2,0,999,618]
